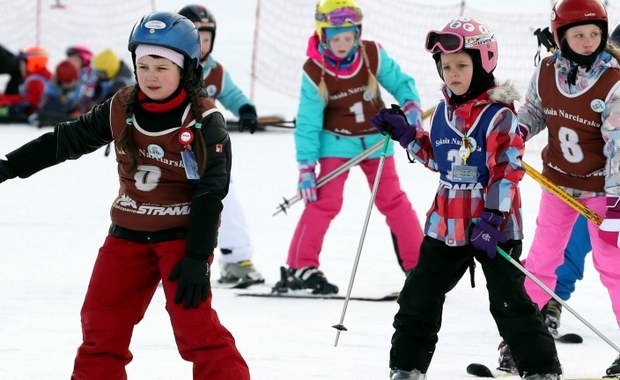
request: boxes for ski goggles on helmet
[195,20,215,31]
[315,7,362,26]
[425,30,464,54]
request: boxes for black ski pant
[390,236,561,376]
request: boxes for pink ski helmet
[425,16,498,74]
[66,45,93,67]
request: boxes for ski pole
[227,116,296,130]
[522,161,603,225]
[332,133,392,347]
[274,106,436,216]
[273,139,385,216]
[496,246,620,354]
[244,119,296,129]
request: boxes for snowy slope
[0,127,617,380]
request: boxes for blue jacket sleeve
[216,68,253,117]
[294,73,325,164]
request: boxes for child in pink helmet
[372,16,561,379]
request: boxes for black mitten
[0,159,16,184]
[168,256,210,309]
[238,104,258,134]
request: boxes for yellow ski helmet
[93,49,121,79]
[315,0,362,42]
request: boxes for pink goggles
[315,7,362,26]
[425,30,464,54]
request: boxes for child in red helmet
[37,60,82,124]
[511,0,620,376]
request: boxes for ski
[547,322,583,343]
[235,290,399,302]
[226,115,295,131]
[466,363,514,378]
[466,363,610,379]
[213,277,266,290]
[554,332,583,344]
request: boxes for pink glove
[298,160,317,203]
[599,196,620,247]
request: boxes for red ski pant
[71,236,250,380]
[287,156,424,271]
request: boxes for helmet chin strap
[563,42,604,68]
[561,38,606,85]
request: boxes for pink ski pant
[524,190,620,327]
[287,156,424,271]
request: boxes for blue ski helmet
[128,11,201,74]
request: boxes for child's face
[564,23,602,56]
[328,31,357,58]
[440,51,473,96]
[199,30,213,61]
[136,55,182,101]
[67,55,83,71]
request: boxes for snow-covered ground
[0,0,618,379]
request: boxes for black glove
[168,256,210,309]
[0,159,16,184]
[238,104,258,134]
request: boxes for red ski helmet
[55,60,79,83]
[550,0,608,48]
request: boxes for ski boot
[497,340,518,375]
[541,299,562,337]
[389,368,426,380]
[521,373,561,380]
[606,354,620,377]
[272,266,338,295]
[217,260,265,289]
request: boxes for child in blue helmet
[0,11,249,379]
